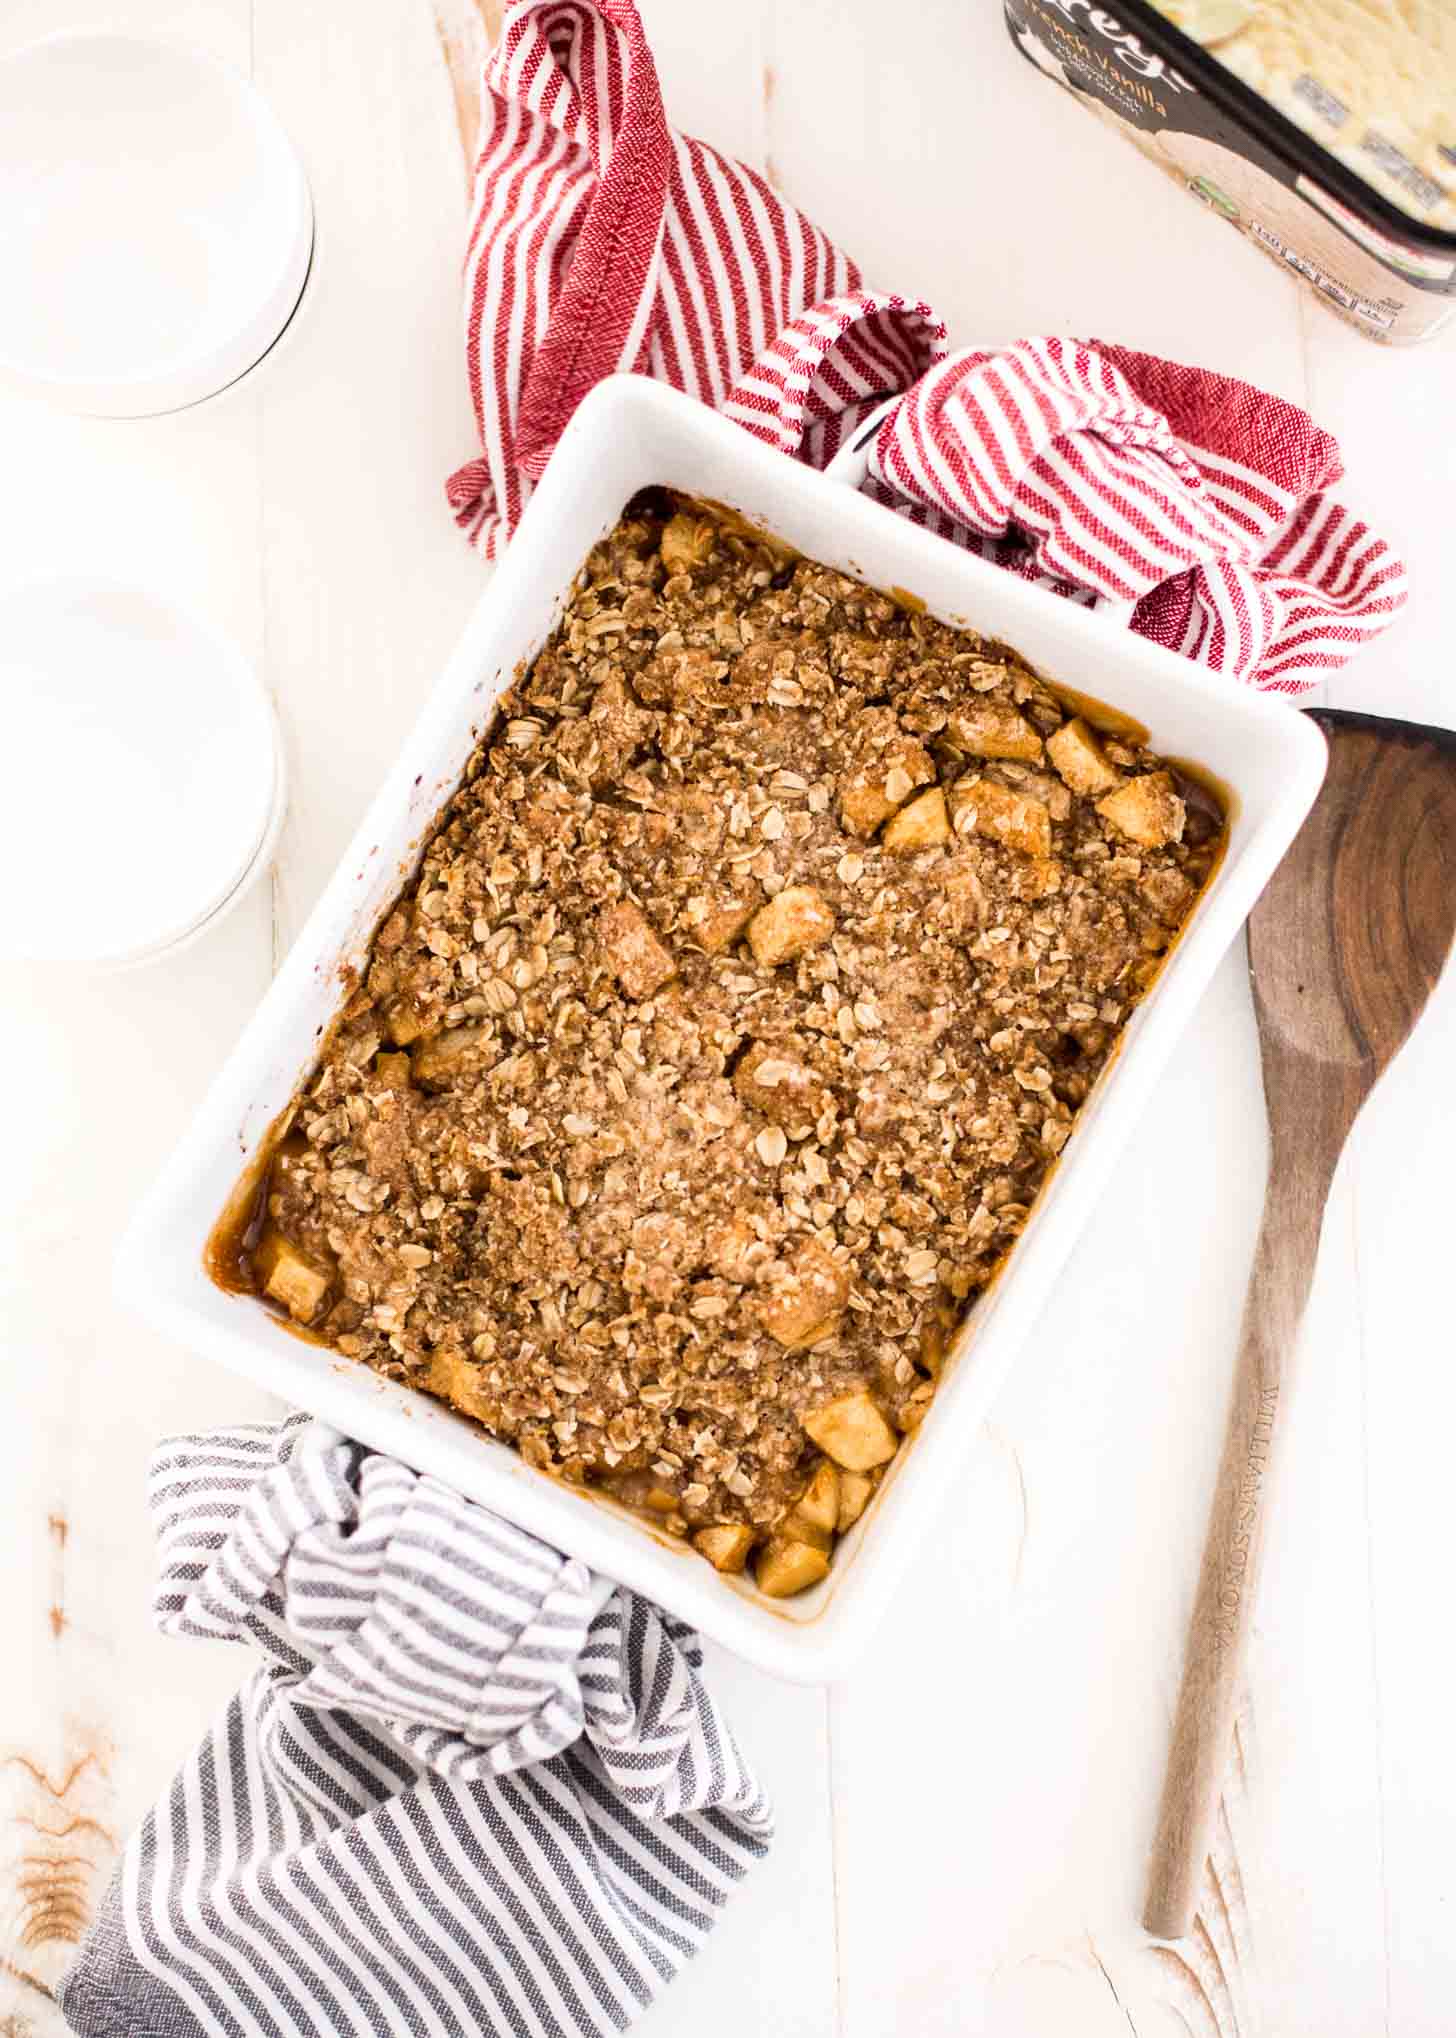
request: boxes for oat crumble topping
[220,495,1224,1592]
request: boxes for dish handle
[819,391,1136,628]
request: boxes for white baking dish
[117,374,1326,1683]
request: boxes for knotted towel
[59,1418,772,2038]
[447,0,1406,692]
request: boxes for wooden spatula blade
[1326,716,1456,1065]
[1250,714,1456,1072]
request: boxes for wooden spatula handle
[1143,1131,1337,1939]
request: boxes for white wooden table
[4,4,1454,2033]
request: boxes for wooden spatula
[1144,708,1456,1941]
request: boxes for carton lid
[0,580,280,965]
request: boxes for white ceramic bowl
[117,376,1326,1681]
[0,31,312,416]
[0,579,284,967]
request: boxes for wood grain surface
[433,0,501,165]
[3,4,1455,2033]
[1146,713,1456,1937]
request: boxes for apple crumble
[216,495,1224,1596]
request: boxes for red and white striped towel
[446,0,1407,693]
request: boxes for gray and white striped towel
[59,1415,773,2038]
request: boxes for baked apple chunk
[804,1390,899,1472]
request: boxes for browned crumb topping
[230,496,1223,1580]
